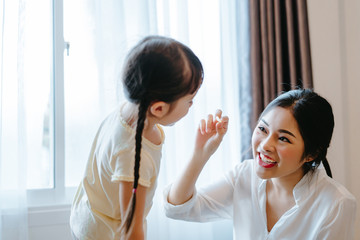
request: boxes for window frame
[27,0,76,208]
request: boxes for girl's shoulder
[95,105,135,149]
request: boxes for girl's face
[160,91,197,126]
[252,107,308,181]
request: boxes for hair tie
[132,188,137,194]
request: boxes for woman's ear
[304,153,317,163]
[149,101,170,118]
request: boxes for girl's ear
[149,101,170,118]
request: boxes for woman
[163,89,357,239]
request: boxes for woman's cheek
[278,146,298,161]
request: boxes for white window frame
[27,0,76,209]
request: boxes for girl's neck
[121,102,138,128]
[122,102,162,145]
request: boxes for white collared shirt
[163,159,357,240]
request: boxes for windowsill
[27,186,76,208]
[28,204,71,227]
[27,187,76,227]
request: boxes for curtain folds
[0,0,29,239]
[250,0,313,128]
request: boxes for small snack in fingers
[215,116,222,123]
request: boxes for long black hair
[121,36,203,233]
[259,89,334,178]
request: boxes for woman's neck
[268,170,305,196]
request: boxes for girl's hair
[121,35,203,232]
[259,88,334,178]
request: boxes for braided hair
[121,36,203,232]
[259,89,334,178]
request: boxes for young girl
[69,35,205,239]
[164,89,357,240]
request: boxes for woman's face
[252,107,308,181]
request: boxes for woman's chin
[255,164,272,179]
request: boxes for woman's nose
[260,136,275,152]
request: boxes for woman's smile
[258,153,277,168]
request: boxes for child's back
[70,104,164,239]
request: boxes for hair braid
[123,99,149,233]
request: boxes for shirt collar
[293,169,322,204]
[257,168,323,205]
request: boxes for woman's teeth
[260,154,276,163]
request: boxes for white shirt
[163,159,357,240]
[70,104,164,240]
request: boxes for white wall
[307,0,360,239]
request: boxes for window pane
[63,0,120,187]
[25,1,54,189]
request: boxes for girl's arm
[119,181,147,240]
[168,110,229,205]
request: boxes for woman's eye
[279,136,290,143]
[258,126,267,133]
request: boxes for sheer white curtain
[64,0,250,239]
[1,0,53,238]
[1,0,28,239]
[0,0,250,239]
